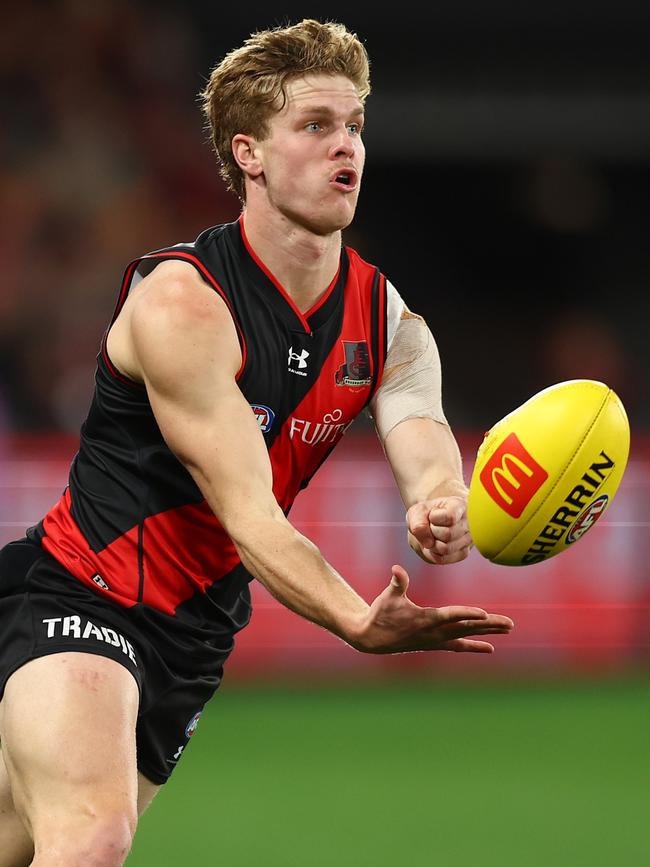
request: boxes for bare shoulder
[131,260,231,330]
[112,259,241,386]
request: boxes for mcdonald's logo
[480,432,549,518]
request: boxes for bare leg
[135,774,161,816]
[0,748,33,867]
[0,653,142,867]
[0,752,161,867]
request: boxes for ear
[232,134,264,181]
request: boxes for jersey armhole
[366,270,387,406]
[103,251,248,387]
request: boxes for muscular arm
[384,418,472,565]
[118,261,511,653]
[125,262,368,645]
[369,299,472,565]
[384,417,468,508]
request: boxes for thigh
[0,756,162,867]
[0,749,33,867]
[0,652,140,840]
[1,755,160,820]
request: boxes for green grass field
[126,675,649,867]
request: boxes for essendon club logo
[335,341,371,387]
[480,432,549,518]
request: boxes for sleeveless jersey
[33,218,387,630]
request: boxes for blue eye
[306,122,321,132]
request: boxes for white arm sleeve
[369,281,447,443]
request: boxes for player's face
[256,74,366,236]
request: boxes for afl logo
[251,404,275,433]
[566,494,609,544]
[185,711,202,738]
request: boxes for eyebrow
[295,105,365,118]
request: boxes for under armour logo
[288,346,310,376]
[92,573,110,591]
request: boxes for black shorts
[0,538,251,785]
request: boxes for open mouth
[330,168,358,191]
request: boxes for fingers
[357,586,514,654]
[428,611,514,653]
[408,529,472,565]
[407,502,435,549]
[362,561,514,655]
[442,621,514,641]
[433,607,514,631]
[429,607,515,647]
[433,605,488,623]
[407,497,472,565]
[428,502,465,528]
[438,638,496,653]
[389,564,409,595]
[417,541,473,566]
[425,520,472,557]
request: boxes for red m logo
[480,432,549,518]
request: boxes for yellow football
[467,379,630,566]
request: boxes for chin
[312,216,353,236]
[284,198,357,236]
[295,204,358,237]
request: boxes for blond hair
[200,19,371,202]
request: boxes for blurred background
[1,1,649,865]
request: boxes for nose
[328,126,356,161]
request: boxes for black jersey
[34,218,387,629]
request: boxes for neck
[241,206,342,313]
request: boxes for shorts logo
[41,616,137,666]
[480,432,549,518]
[169,711,203,766]
[335,341,371,387]
[185,711,202,738]
[566,494,609,544]
[251,404,275,433]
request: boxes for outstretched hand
[351,564,514,654]
[407,495,472,565]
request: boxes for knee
[82,813,136,867]
[33,811,137,867]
